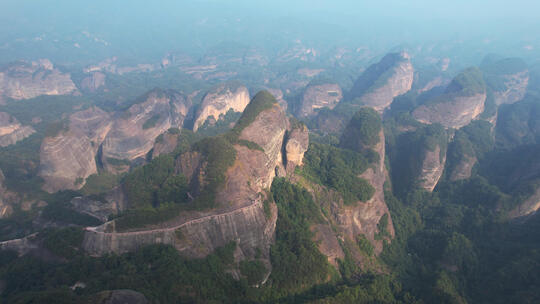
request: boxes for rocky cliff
[296,82,342,118]
[101,89,189,171]
[83,91,305,273]
[0,112,35,147]
[481,57,529,105]
[509,186,540,218]
[81,72,106,93]
[39,107,112,193]
[390,124,448,193]
[0,59,78,102]
[419,145,446,191]
[413,67,487,129]
[192,84,250,132]
[449,154,477,182]
[39,131,98,193]
[307,128,394,267]
[348,52,414,112]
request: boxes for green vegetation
[142,114,161,129]
[122,155,180,209]
[340,107,382,152]
[80,172,122,196]
[237,139,264,151]
[225,90,276,142]
[374,213,391,240]
[41,191,102,226]
[196,109,242,137]
[356,234,375,256]
[268,178,331,294]
[117,133,235,230]
[301,142,375,204]
[105,157,130,167]
[191,136,237,208]
[481,57,528,76]
[0,243,257,303]
[42,227,84,259]
[445,67,486,96]
[114,203,185,231]
[388,123,447,195]
[44,120,69,137]
[239,260,267,285]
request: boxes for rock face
[0,59,78,102]
[83,91,304,272]
[284,125,309,174]
[38,89,191,192]
[509,186,540,218]
[0,169,20,219]
[81,72,106,92]
[413,94,486,129]
[419,145,446,191]
[0,112,35,147]
[266,88,288,111]
[308,129,395,265]
[449,154,477,182]
[39,131,97,193]
[492,71,529,105]
[348,52,414,112]
[192,84,250,132]
[70,188,127,222]
[413,68,487,129]
[102,89,189,171]
[152,131,179,159]
[39,107,112,193]
[297,83,342,118]
[482,57,529,105]
[351,130,395,251]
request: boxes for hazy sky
[1,0,539,64]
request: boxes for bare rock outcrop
[305,128,394,267]
[193,83,250,132]
[284,124,309,174]
[0,59,78,102]
[102,89,189,171]
[413,94,486,129]
[70,188,127,222]
[413,67,487,129]
[152,131,179,159]
[348,52,414,112]
[0,169,20,219]
[39,131,97,193]
[83,91,300,272]
[419,145,446,191]
[449,154,477,182]
[39,107,112,193]
[0,112,35,147]
[81,71,106,92]
[509,186,540,218]
[481,57,529,106]
[297,83,342,118]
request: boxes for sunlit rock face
[192,83,250,132]
[0,112,35,147]
[296,82,342,118]
[413,67,487,129]
[101,89,190,172]
[348,52,414,112]
[0,59,78,102]
[39,106,112,193]
[82,92,306,279]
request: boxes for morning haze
[0,1,539,303]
